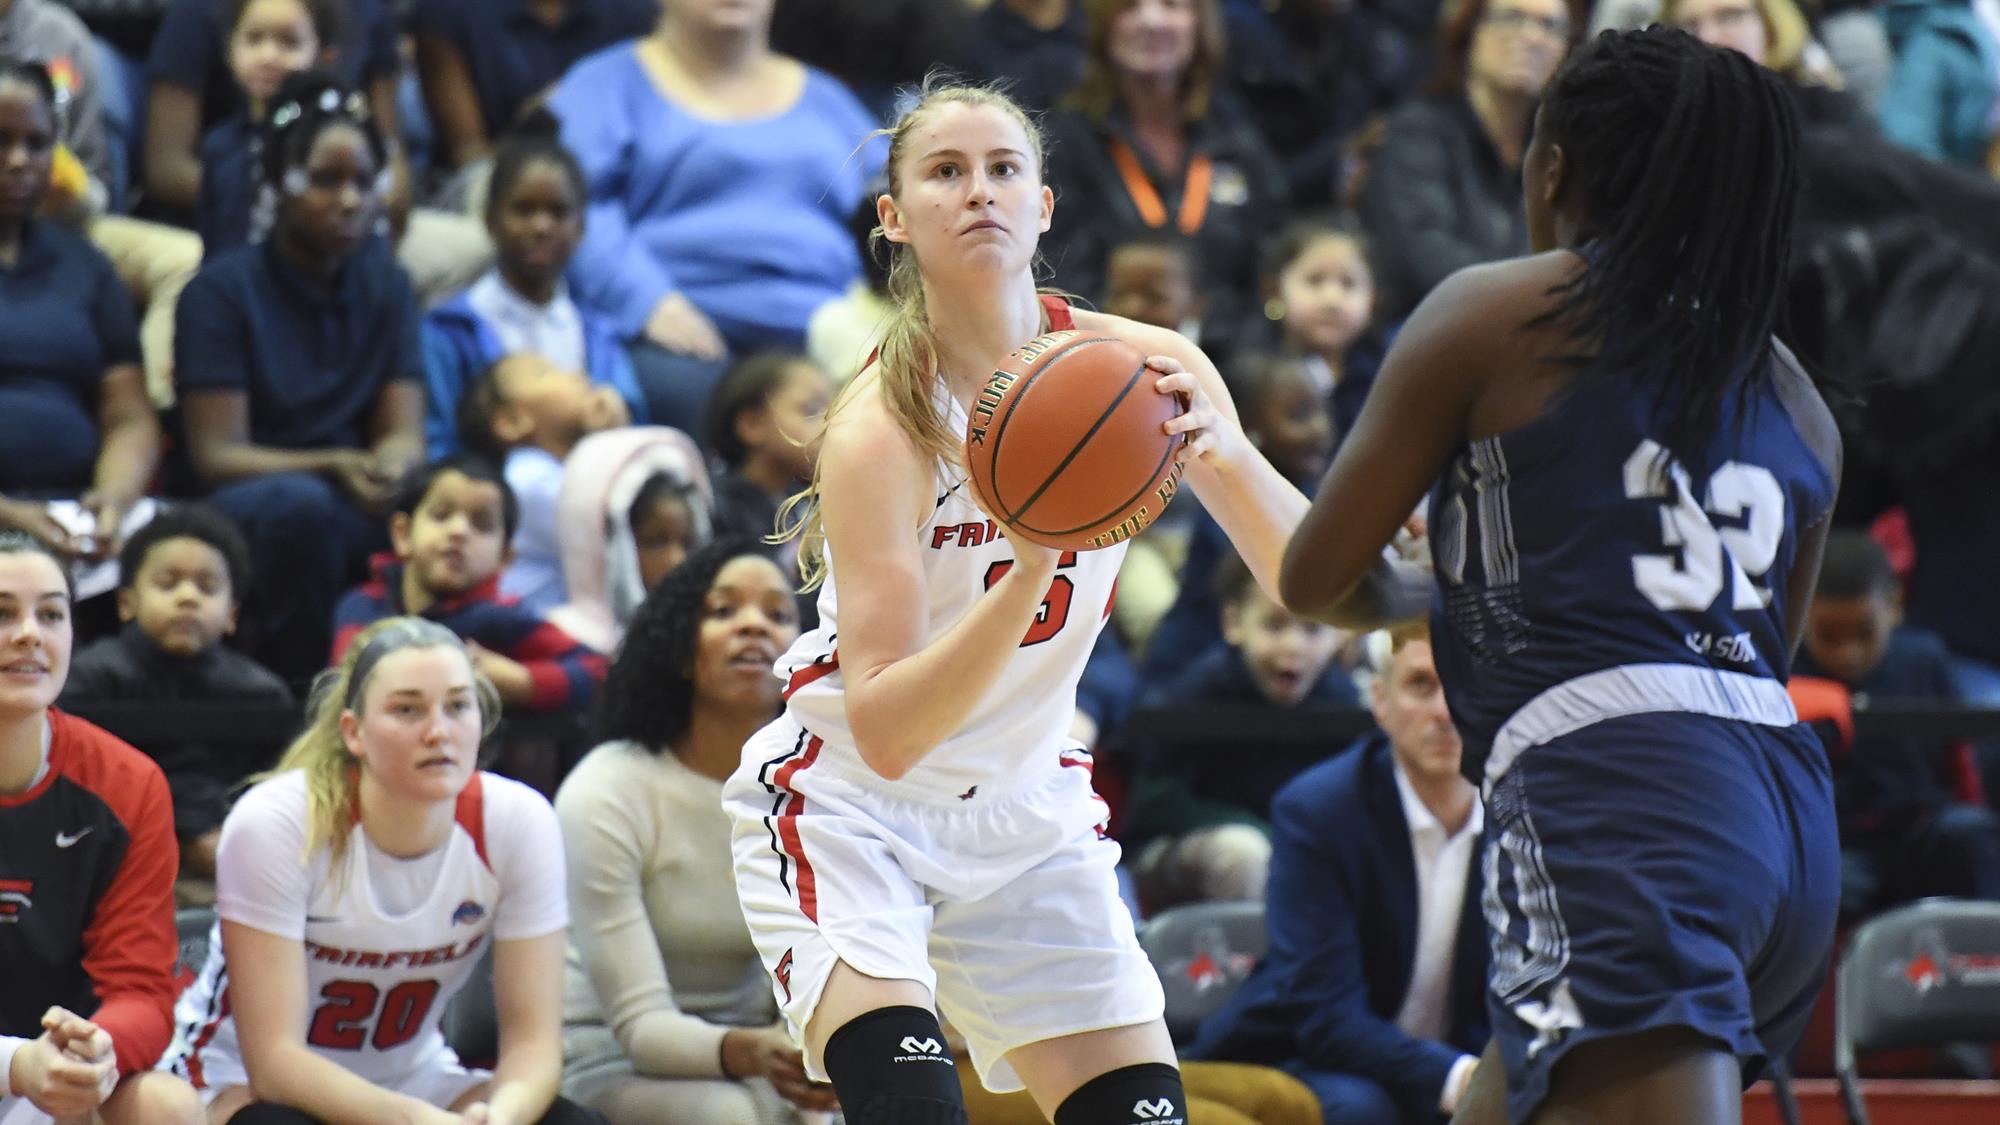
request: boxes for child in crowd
[1125,552,1359,911]
[702,352,832,559]
[190,0,490,298]
[459,353,632,613]
[1141,354,1337,680]
[195,0,345,253]
[1795,529,2000,914]
[1101,231,1206,343]
[61,506,292,886]
[331,456,605,714]
[162,616,596,1125]
[1259,216,1381,437]
[547,429,713,655]
[173,70,425,684]
[424,112,649,460]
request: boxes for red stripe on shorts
[184,983,232,1089]
[783,652,840,701]
[773,736,824,922]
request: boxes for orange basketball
[964,331,1188,552]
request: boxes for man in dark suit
[1188,623,1489,1123]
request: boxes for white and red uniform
[724,297,1164,1093]
[162,771,567,1105]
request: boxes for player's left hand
[1149,356,1241,468]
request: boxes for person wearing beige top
[554,539,835,1124]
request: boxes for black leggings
[227,1095,605,1125]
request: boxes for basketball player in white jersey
[162,618,598,1125]
[722,81,1316,1125]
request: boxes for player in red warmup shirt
[721,80,1314,1125]
[0,530,203,1125]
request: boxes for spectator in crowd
[556,539,836,1124]
[1100,229,1205,342]
[160,616,596,1125]
[803,197,893,384]
[1044,0,1288,355]
[1794,530,2000,914]
[1357,0,1583,322]
[60,506,292,886]
[965,0,1088,112]
[1221,0,1438,210]
[3,0,205,409]
[1191,623,1489,1125]
[1878,0,2000,173]
[0,61,160,562]
[1253,216,1382,438]
[332,456,606,716]
[173,70,424,682]
[1125,551,1358,909]
[458,354,633,615]
[1142,355,1334,680]
[702,352,831,560]
[154,0,490,301]
[423,112,648,462]
[411,0,655,199]
[547,428,713,654]
[191,0,341,255]
[0,531,205,1125]
[548,0,880,433]
[1664,0,2000,254]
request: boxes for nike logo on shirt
[55,828,93,847]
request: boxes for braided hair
[1533,26,1800,467]
[250,69,386,244]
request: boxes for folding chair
[1833,898,2000,1125]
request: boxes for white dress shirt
[464,271,587,376]
[1392,760,1485,1112]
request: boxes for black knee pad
[225,1105,324,1125]
[822,1005,968,1124]
[1055,1062,1187,1125]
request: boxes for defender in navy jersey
[1282,28,1840,1125]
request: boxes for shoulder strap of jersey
[455,773,491,872]
[1040,293,1076,332]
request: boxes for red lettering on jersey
[961,522,986,547]
[931,526,955,549]
[355,952,384,969]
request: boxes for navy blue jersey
[1429,342,1837,783]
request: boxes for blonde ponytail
[256,617,501,866]
[777,77,1050,591]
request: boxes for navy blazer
[1188,734,1490,1119]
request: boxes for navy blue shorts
[1481,713,1838,1123]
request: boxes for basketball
[964,330,1188,552]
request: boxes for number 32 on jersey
[1624,439,1786,612]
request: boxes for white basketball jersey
[776,300,1127,800]
[167,771,564,1091]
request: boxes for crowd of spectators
[4,0,1999,1120]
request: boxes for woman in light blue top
[548,0,883,435]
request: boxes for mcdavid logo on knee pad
[1133,1098,1184,1123]
[892,1036,952,1063]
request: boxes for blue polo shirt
[146,0,398,128]
[0,221,141,495]
[174,240,422,452]
[410,0,656,142]
[195,115,254,256]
